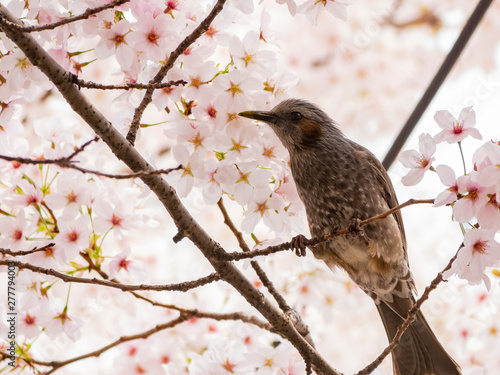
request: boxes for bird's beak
[238,110,277,124]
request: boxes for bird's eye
[290,112,302,121]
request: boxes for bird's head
[239,98,341,153]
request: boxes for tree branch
[0,243,55,257]
[222,198,435,261]
[2,308,277,374]
[76,78,187,90]
[43,314,190,375]
[0,259,220,292]
[0,0,131,33]
[217,197,292,312]
[0,153,182,180]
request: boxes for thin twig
[0,0,131,33]
[355,246,461,375]
[0,259,220,292]
[0,153,182,180]
[76,79,187,90]
[222,198,435,261]
[43,314,190,375]
[2,308,276,374]
[68,136,100,158]
[217,198,292,312]
[127,0,227,144]
[0,243,55,257]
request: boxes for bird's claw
[290,234,308,257]
[348,218,371,245]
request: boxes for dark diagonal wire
[382,0,494,170]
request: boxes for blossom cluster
[399,107,500,288]
[0,0,349,373]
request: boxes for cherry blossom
[0,48,51,97]
[200,160,238,205]
[250,341,304,374]
[55,214,91,261]
[213,69,262,113]
[129,12,177,62]
[399,133,436,186]
[434,107,482,144]
[275,0,298,16]
[474,141,500,188]
[225,161,273,206]
[27,242,65,267]
[108,248,148,281]
[170,144,205,197]
[188,339,253,374]
[449,229,500,289]
[453,174,487,224]
[229,31,277,74]
[94,19,135,68]
[2,179,43,209]
[434,165,459,207]
[93,193,141,238]
[43,301,82,341]
[0,209,37,251]
[241,188,285,233]
[299,0,349,25]
[44,171,91,219]
[17,298,53,339]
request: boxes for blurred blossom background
[1,0,500,374]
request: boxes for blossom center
[487,193,499,208]
[262,146,276,159]
[12,228,23,241]
[113,34,126,48]
[111,214,123,227]
[27,193,40,205]
[206,106,217,118]
[119,258,131,270]
[221,360,236,373]
[227,81,243,97]
[206,25,218,38]
[452,122,463,134]
[190,75,204,88]
[189,132,204,149]
[65,191,78,204]
[243,51,256,67]
[467,188,479,202]
[255,200,269,216]
[472,240,488,254]
[147,29,160,45]
[66,230,79,243]
[417,155,429,168]
[24,313,36,325]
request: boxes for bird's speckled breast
[289,138,408,298]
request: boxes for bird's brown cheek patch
[300,118,323,146]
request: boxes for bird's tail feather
[376,302,461,375]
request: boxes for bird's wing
[362,148,408,258]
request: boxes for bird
[239,99,461,375]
